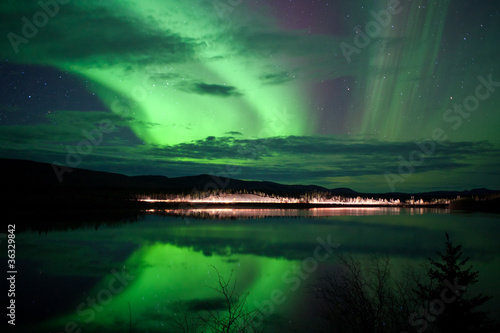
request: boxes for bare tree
[198,265,260,333]
[170,265,261,333]
[170,300,203,333]
[309,235,498,333]
[310,253,414,333]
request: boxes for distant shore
[135,201,450,209]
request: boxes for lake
[10,208,500,332]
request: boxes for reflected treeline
[145,208,310,221]
[107,216,452,261]
[9,210,146,234]
[145,207,448,220]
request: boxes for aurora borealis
[14,212,500,331]
[1,0,499,192]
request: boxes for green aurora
[1,0,499,191]
[15,212,500,332]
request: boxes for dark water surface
[9,208,500,332]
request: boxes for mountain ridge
[1,158,497,198]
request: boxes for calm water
[10,208,500,332]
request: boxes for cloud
[140,136,498,164]
[2,128,498,191]
[0,3,197,65]
[188,83,243,97]
[259,71,294,85]
[0,109,149,150]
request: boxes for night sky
[1,0,499,192]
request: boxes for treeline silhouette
[309,234,499,333]
[449,194,500,213]
[3,158,499,217]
